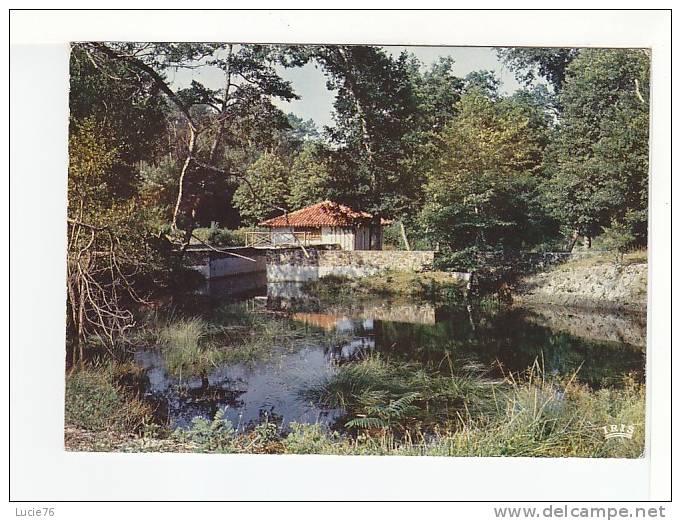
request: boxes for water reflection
[135,346,343,430]
[137,281,645,430]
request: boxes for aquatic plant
[304,355,494,431]
[344,392,421,430]
[171,409,237,453]
[65,368,645,458]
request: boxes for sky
[168,46,525,130]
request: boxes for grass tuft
[65,364,154,434]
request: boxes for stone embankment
[516,254,647,313]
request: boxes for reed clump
[141,304,313,377]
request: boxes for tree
[273,113,321,163]
[407,56,464,133]
[287,145,332,210]
[463,70,502,99]
[76,42,301,238]
[232,152,290,226]
[496,47,580,93]
[420,86,552,252]
[66,119,187,365]
[540,49,650,248]
[307,46,420,220]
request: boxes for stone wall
[266,248,436,282]
[319,250,435,271]
[474,250,602,273]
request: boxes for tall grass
[65,358,644,458]
[65,363,154,434]
[142,304,316,377]
[300,357,644,457]
[304,354,495,431]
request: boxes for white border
[8,10,672,502]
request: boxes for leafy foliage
[420,87,554,252]
[496,47,580,93]
[287,144,332,210]
[232,152,290,225]
[541,49,649,247]
[172,409,237,452]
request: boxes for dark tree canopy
[496,47,580,93]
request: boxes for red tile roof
[260,201,384,228]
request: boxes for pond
[134,279,646,431]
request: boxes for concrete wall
[186,247,267,279]
[207,254,266,278]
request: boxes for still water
[135,278,646,430]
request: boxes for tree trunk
[77,273,86,368]
[208,44,233,163]
[566,229,579,252]
[172,127,197,231]
[336,47,376,187]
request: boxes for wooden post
[400,222,411,251]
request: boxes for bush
[192,227,244,247]
[383,222,404,250]
[433,246,481,272]
[599,220,637,263]
[171,409,237,453]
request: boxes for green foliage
[192,226,245,247]
[65,364,645,458]
[232,152,290,226]
[282,423,342,454]
[496,47,580,93]
[303,271,467,303]
[68,118,133,208]
[295,367,644,458]
[433,246,481,272]
[344,392,421,430]
[304,355,492,431]
[312,46,426,219]
[420,87,554,252]
[67,118,200,355]
[541,49,649,247]
[408,56,463,133]
[382,221,405,250]
[287,145,332,210]
[70,45,168,167]
[463,70,502,99]
[171,409,237,453]
[598,219,638,263]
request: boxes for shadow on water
[134,279,646,430]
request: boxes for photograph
[63,41,649,458]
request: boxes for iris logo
[601,424,635,440]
